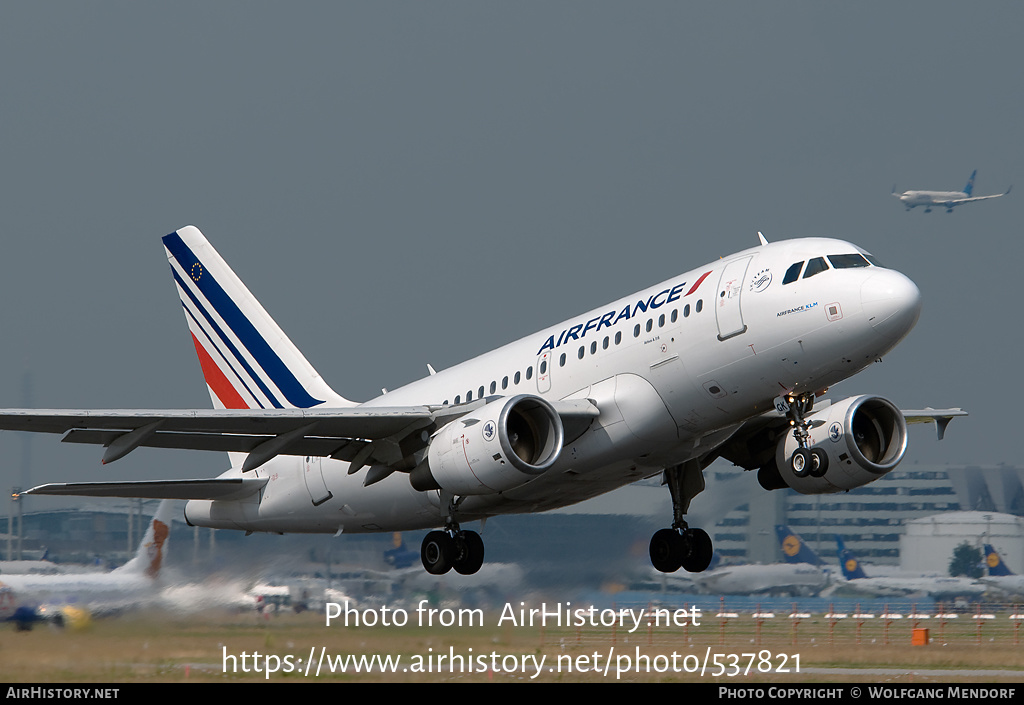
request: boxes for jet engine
[758,395,907,494]
[411,394,563,495]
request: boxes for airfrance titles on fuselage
[536,271,712,355]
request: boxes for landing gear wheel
[809,448,829,477]
[790,447,812,478]
[680,528,714,573]
[650,528,684,573]
[452,531,485,575]
[421,530,455,575]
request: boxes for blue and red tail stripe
[163,231,325,409]
[173,267,277,408]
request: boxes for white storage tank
[899,511,1024,575]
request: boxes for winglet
[757,231,768,246]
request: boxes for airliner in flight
[3,226,964,578]
[892,170,1011,212]
[1,500,174,629]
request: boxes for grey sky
[0,3,1020,502]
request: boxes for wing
[944,185,1012,206]
[0,398,599,473]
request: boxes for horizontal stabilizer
[23,478,267,500]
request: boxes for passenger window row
[441,300,705,405]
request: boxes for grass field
[3,605,1023,683]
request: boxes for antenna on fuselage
[757,231,769,246]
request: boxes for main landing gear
[779,393,828,479]
[650,459,714,574]
[420,491,485,575]
[421,529,485,575]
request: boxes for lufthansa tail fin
[163,226,352,412]
[114,500,175,579]
[835,536,869,580]
[984,544,1014,577]
[964,170,977,196]
[774,525,825,566]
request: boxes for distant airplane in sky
[892,170,1011,212]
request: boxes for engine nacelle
[761,395,907,494]
[413,394,564,495]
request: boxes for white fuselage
[696,563,829,596]
[982,575,1024,598]
[0,570,160,617]
[837,575,986,599]
[184,237,921,534]
[896,190,967,209]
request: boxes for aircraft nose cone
[861,270,922,343]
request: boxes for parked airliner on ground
[3,226,964,577]
[981,544,1024,598]
[892,170,1011,212]
[835,535,985,599]
[1,500,174,629]
[691,527,830,596]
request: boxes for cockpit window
[827,253,870,269]
[802,257,828,279]
[782,261,804,285]
[863,253,883,267]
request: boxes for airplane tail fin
[774,525,825,566]
[984,544,1014,577]
[964,170,977,196]
[163,226,353,412]
[115,500,175,579]
[835,536,868,580]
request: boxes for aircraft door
[536,351,552,393]
[715,256,751,340]
[302,456,333,506]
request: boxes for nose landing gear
[777,393,829,478]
